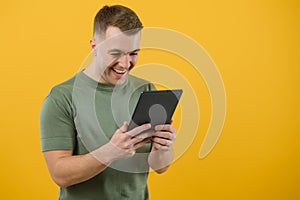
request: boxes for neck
[83,61,105,83]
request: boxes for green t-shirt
[40,71,155,200]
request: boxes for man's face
[93,26,141,85]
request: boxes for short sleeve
[40,93,76,152]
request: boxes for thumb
[119,121,128,133]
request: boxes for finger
[122,148,136,157]
[133,137,152,149]
[153,131,175,141]
[119,121,129,133]
[152,137,173,147]
[128,123,151,137]
[127,149,136,156]
[155,124,176,134]
[131,130,154,144]
[152,142,170,151]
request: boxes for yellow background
[1,0,299,199]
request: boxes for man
[40,5,176,200]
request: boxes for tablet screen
[128,89,183,131]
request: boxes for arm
[148,123,176,174]
[43,148,109,188]
[43,122,152,188]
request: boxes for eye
[110,52,122,57]
[129,52,138,56]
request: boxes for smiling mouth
[111,67,127,75]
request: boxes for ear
[90,38,97,56]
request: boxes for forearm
[52,154,105,187]
[49,144,115,188]
[148,148,174,174]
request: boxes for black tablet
[128,89,183,131]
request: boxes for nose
[118,53,132,68]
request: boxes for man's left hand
[151,123,176,151]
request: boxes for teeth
[113,68,126,74]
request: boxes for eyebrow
[107,49,140,53]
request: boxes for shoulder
[42,74,78,116]
[46,74,77,101]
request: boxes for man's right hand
[92,122,153,164]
